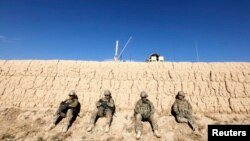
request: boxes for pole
[114,40,119,61]
[195,41,200,62]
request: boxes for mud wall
[0,60,249,114]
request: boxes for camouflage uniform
[173,91,197,131]
[48,91,79,132]
[89,97,115,126]
[134,99,158,132]
[52,98,79,126]
[87,90,115,132]
[134,91,161,139]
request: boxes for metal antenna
[195,41,200,62]
[118,36,132,59]
[114,40,119,61]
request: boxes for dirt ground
[0,108,249,141]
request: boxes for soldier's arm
[134,101,140,114]
[63,98,70,103]
[173,101,179,114]
[107,99,115,108]
[68,99,79,108]
[187,100,192,113]
[149,101,155,114]
[96,99,102,107]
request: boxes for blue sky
[0,0,250,62]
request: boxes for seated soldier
[47,90,79,132]
[87,90,115,133]
[134,91,161,140]
[172,91,197,131]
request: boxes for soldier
[47,90,79,132]
[172,91,197,131]
[134,91,161,140]
[87,90,115,133]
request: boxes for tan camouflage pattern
[52,98,79,126]
[173,99,197,130]
[89,97,115,126]
[134,99,158,132]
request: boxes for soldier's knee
[67,109,73,116]
[135,114,142,121]
[149,114,155,121]
[176,117,188,123]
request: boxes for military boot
[154,130,161,138]
[190,123,197,131]
[105,124,110,133]
[193,129,200,135]
[62,125,68,133]
[136,131,141,140]
[87,124,94,132]
[47,123,56,131]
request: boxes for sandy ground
[0,108,250,141]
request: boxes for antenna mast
[118,36,132,59]
[114,40,119,61]
[195,41,200,62]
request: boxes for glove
[96,102,102,107]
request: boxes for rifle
[99,99,116,117]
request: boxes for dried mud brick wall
[0,60,249,114]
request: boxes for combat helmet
[104,90,111,96]
[140,91,148,97]
[177,91,186,97]
[68,90,76,97]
